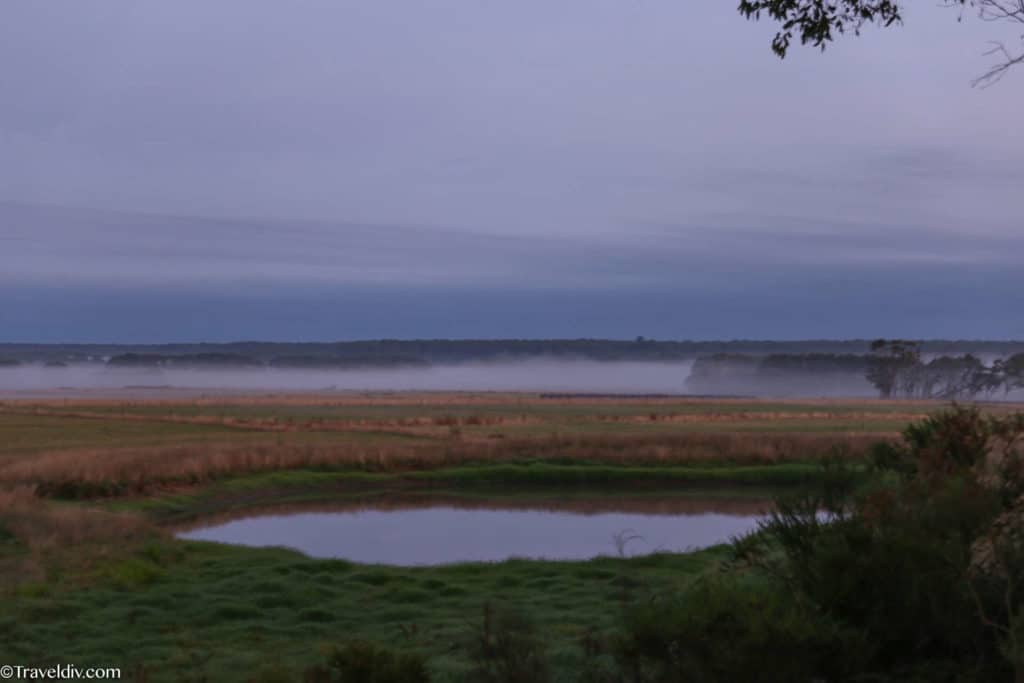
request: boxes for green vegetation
[0,535,726,681]
[606,406,1024,681]
[308,641,431,683]
[3,395,1024,680]
[118,463,818,525]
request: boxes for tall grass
[0,402,927,432]
[0,432,881,498]
[0,488,153,548]
[0,486,159,588]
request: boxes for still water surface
[178,499,767,565]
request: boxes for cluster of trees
[686,344,1024,399]
[866,339,1024,399]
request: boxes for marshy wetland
[2,391,1022,680]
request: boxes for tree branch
[739,0,1024,85]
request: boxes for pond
[177,496,770,565]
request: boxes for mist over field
[0,360,698,396]
[9,359,1011,399]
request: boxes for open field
[0,392,959,503]
[2,392,1020,681]
[2,392,989,458]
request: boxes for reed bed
[0,485,160,587]
[0,392,969,409]
[0,430,882,498]
[0,394,919,504]
[0,442,418,495]
[0,404,922,436]
[0,486,154,548]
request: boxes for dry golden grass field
[3,392,1021,487]
[0,391,976,490]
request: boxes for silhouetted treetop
[739,0,1024,85]
[738,0,903,57]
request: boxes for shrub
[766,489,1003,679]
[616,406,1024,682]
[764,407,1021,679]
[304,641,430,683]
[247,664,293,683]
[615,577,864,683]
[466,603,550,683]
[0,521,16,547]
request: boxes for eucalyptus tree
[739,0,1024,85]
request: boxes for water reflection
[178,496,769,565]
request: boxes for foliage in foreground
[613,405,1024,682]
[466,603,550,683]
[304,641,431,683]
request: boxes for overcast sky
[2,1,1022,342]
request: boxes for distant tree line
[5,339,1024,366]
[7,342,1024,397]
[105,353,428,369]
[687,346,1024,399]
[267,355,429,369]
[866,339,1024,399]
[107,353,262,368]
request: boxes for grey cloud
[1,1,1022,341]
[4,202,1022,297]
[3,1,1021,230]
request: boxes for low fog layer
[690,374,878,399]
[0,360,696,395]
[4,360,1022,400]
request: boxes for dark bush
[467,603,550,683]
[766,488,1003,679]
[613,405,1024,682]
[304,641,430,683]
[616,577,865,683]
[35,479,128,500]
[0,522,16,547]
